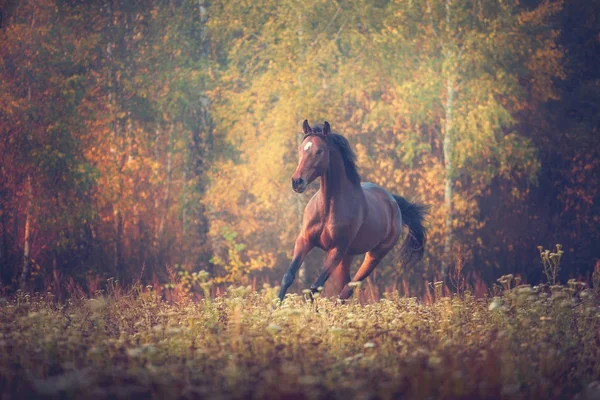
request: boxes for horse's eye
[316,149,324,155]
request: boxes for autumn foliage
[0,0,598,296]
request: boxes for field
[1,281,599,400]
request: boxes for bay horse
[278,120,428,302]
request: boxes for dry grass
[0,283,599,400]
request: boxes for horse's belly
[347,237,381,255]
[347,222,387,255]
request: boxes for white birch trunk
[442,75,455,279]
[441,0,456,279]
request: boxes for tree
[371,0,564,277]
[0,0,97,288]
[0,0,215,290]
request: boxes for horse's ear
[302,119,312,135]
[323,121,331,136]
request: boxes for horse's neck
[319,150,359,218]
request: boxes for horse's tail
[393,195,429,267]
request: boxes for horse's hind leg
[309,247,348,293]
[329,255,353,296]
[340,209,403,300]
[339,246,393,300]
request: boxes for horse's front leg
[278,237,312,302]
[309,246,348,293]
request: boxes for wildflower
[344,353,364,363]
[197,270,210,281]
[126,347,144,358]
[498,274,513,283]
[428,355,441,368]
[87,346,103,356]
[88,298,106,313]
[298,375,319,385]
[516,285,533,295]
[331,327,343,335]
[488,297,502,311]
[364,342,376,348]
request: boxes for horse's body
[278,120,428,301]
[302,182,401,256]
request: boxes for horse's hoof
[273,298,283,309]
[339,288,352,300]
[309,286,324,293]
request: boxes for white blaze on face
[303,141,313,152]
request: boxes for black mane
[306,124,361,186]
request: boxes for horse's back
[346,182,402,255]
[361,182,398,210]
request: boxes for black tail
[393,195,429,267]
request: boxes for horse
[278,120,429,302]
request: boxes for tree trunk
[157,126,174,269]
[182,156,189,238]
[107,0,127,282]
[113,208,123,281]
[20,74,35,290]
[20,176,33,290]
[0,200,5,286]
[442,74,455,279]
[440,0,457,280]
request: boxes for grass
[0,282,599,400]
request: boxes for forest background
[0,0,598,297]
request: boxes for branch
[426,0,444,49]
[309,1,343,51]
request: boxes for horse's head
[291,120,331,193]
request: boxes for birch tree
[374,0,564,276]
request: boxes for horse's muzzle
[292,177,306,193]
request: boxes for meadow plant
[538,244,564,284]
[592,261,600,297]
[1,279,599,399]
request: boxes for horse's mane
[306,124,361,186]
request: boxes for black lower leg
[339,284,355,300]
[278,257,302,301]
[310,250,345,293]
[310,274,329,293]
